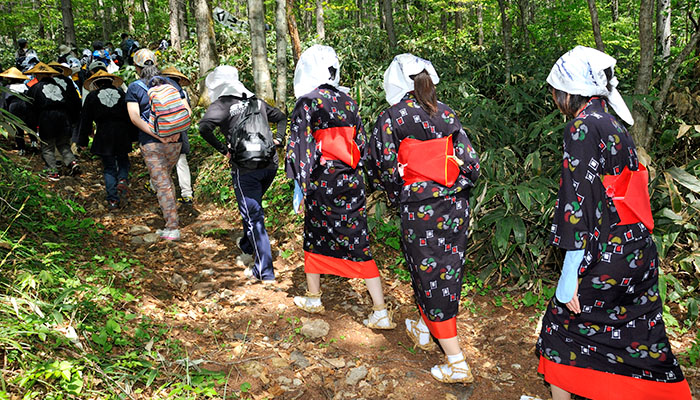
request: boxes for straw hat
[161,66,191,86]
[25,62,59,76]
[48,61,71,77]
[0,67,28,81]
[83,69,123,91]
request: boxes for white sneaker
[160,228,181,241]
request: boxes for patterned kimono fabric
[285,85,378,279]
[368,94,480,338]
[537,98,691,400]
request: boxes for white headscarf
[293,45,340,99]
[383,53,439,106]
[547,46,634,125]
[205,65,254,103]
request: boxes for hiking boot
[68,161,80,176]
[44,170,60,181]
[117,179,129,199]
[178,196,193,205]
[107,199,120,210]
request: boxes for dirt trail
[29,150,700,399]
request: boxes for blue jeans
[101,154,130,202]
[232,168,276,280]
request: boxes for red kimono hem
[304,251,379,279]
[537,356,691,400]
[419,307,457,339]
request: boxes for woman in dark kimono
[368,54,480,383]
[79,70,135,209]
[285,45,395,330]
[537,46,691,400]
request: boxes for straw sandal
[363,304,397,330]
[431,356,474,384]
[293,290,325,313]
[405,318,437,351]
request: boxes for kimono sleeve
[449,111,480,187]
[367,109,402,206]
[285,97,317,195]
[549,119,605,251]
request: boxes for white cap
[293,45,340,99]
[547,46,634,125]
[205,65,254,103]
[383,53,439,106]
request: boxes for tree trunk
[656,0,671,59]
[497,0,512,84]
[356,0,362,27]
[587,0,604,51]
[179,0,189,41]
[194,0,218,105]
[275,0,288,109]
[97,0,113,41]
[169,0,182,53]
[477,2,484,46]
[142,0,152,33]
[610,0,618,23]
[455,11,462,31]
[303,0,312,32]
[248,0,275,102]
[60,0,77,48]
[315,0,325,40]
[286,0,302,64]
[383,0,396,47]
[518,0,530,49]
[630,0,654,149]
[126,0,135,32]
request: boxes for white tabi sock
[431,352,470,382]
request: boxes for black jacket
[26,76,80,138]
[78,86,136,156]
[199,95,286,173]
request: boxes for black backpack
[229,97,275,169]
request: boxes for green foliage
[0,153,177,397]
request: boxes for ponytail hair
[412,70,438,116]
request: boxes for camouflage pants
[140,142,182,229]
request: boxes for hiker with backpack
[199,65,286,283]
[119,33,139,66]
[157,66,194,205]
[25,62,81,180]
[126,49,190,241]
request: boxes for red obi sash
[312,126,361,169]
[397,136,461,187]
[602,163,654,233]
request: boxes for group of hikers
[1,37,693,398]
